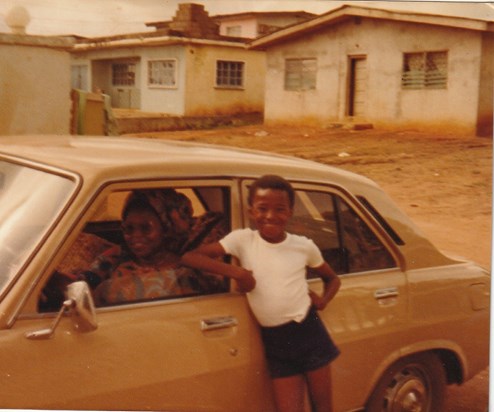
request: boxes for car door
[241,180,408,412]
[0,180,274,411]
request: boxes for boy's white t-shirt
[220,228,324,327]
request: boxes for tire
[365,352,446,412]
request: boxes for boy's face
[249,188,293,243]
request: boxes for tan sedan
[0,136,489,411]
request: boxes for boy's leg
[272,374,306,412]
[306,364,333,412]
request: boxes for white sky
[0,0,492,37]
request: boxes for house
[208,10,315,39]
[0,32,74,135]
[70,3,265,117]
[250,4,494,136]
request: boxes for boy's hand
[235,269,256,293]
[309,290,327,310]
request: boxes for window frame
[240,179,399,276]
[37,178,240,313]
[215,60,245,89]
[284,58,317,91]
[401,50,448,90]
[111,62,136,87]
[147,59,178,89]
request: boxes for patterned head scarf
[122,189,194,253]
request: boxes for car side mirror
[25,281,98,340]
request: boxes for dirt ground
[134,124,491,411]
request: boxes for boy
[182,175,341,412]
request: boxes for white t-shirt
[220,228,324,327]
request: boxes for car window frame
[20,177,241,317]
[240,178,402,276]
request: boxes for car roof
[0,135,376,191]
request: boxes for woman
[94,190,204,305]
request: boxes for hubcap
[383,368,429,412]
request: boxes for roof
[211,10,316,22]
[251,3,494,49]
[0,135,374,191]
[72,33,248,52]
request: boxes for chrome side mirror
[66,281,98,332]
[26,281,98,340]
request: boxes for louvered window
[402,51,447,89]
[285,58,317,91]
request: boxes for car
[0,135,489,412]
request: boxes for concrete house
[212,11,316,39]
[71,3,266,117]
[251,4,494,136]
[0,32,73,135]
[147,9,315,40]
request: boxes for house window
[112,63,136,86]
[226,26,242,37]
[148,60,177,88]
[285,58,317,91]
[216,60,244,88]
[402,51,448,89]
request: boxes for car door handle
[201,316,238,331]
[374,287,399,300]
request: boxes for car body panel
[0,136,489,411]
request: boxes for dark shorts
[260,307,340,379]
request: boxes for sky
[0,0,493,37]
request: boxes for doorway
[347,56,367,118]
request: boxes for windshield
[0,161,76,295]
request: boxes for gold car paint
[1,294,274,411]
[0,177,276,411]
[0,137,489,411]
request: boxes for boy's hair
[248,175,295,208]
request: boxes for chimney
[169,3,219,39]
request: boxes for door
[0,181,274,411]
[240,180,408,411]
[347,56,368,118]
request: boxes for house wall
[0,34,72,135]
[73,49,142,110]
[264,18,487,135]
[219,17,258,38]
[476,32,494,136]
[140,46,186,115]
[184,44,265,116]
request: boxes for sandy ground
[134,125,491,411]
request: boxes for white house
[71,3,272,117]
[212,10,316,39]
[251,4,494,136]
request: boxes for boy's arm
[309,262,341,310]
[181,242,256,292]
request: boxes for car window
[40,185,230,312]
[285,189,396,276]
[0,160,76,298]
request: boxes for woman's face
[122,209,165,260]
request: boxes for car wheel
[366,352,446,412]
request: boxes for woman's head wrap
[122,189,194,252]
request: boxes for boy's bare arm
[309,262,341,310]
[181,242,256,292]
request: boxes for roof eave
[72,35,248,52]
[250,5,494,50]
